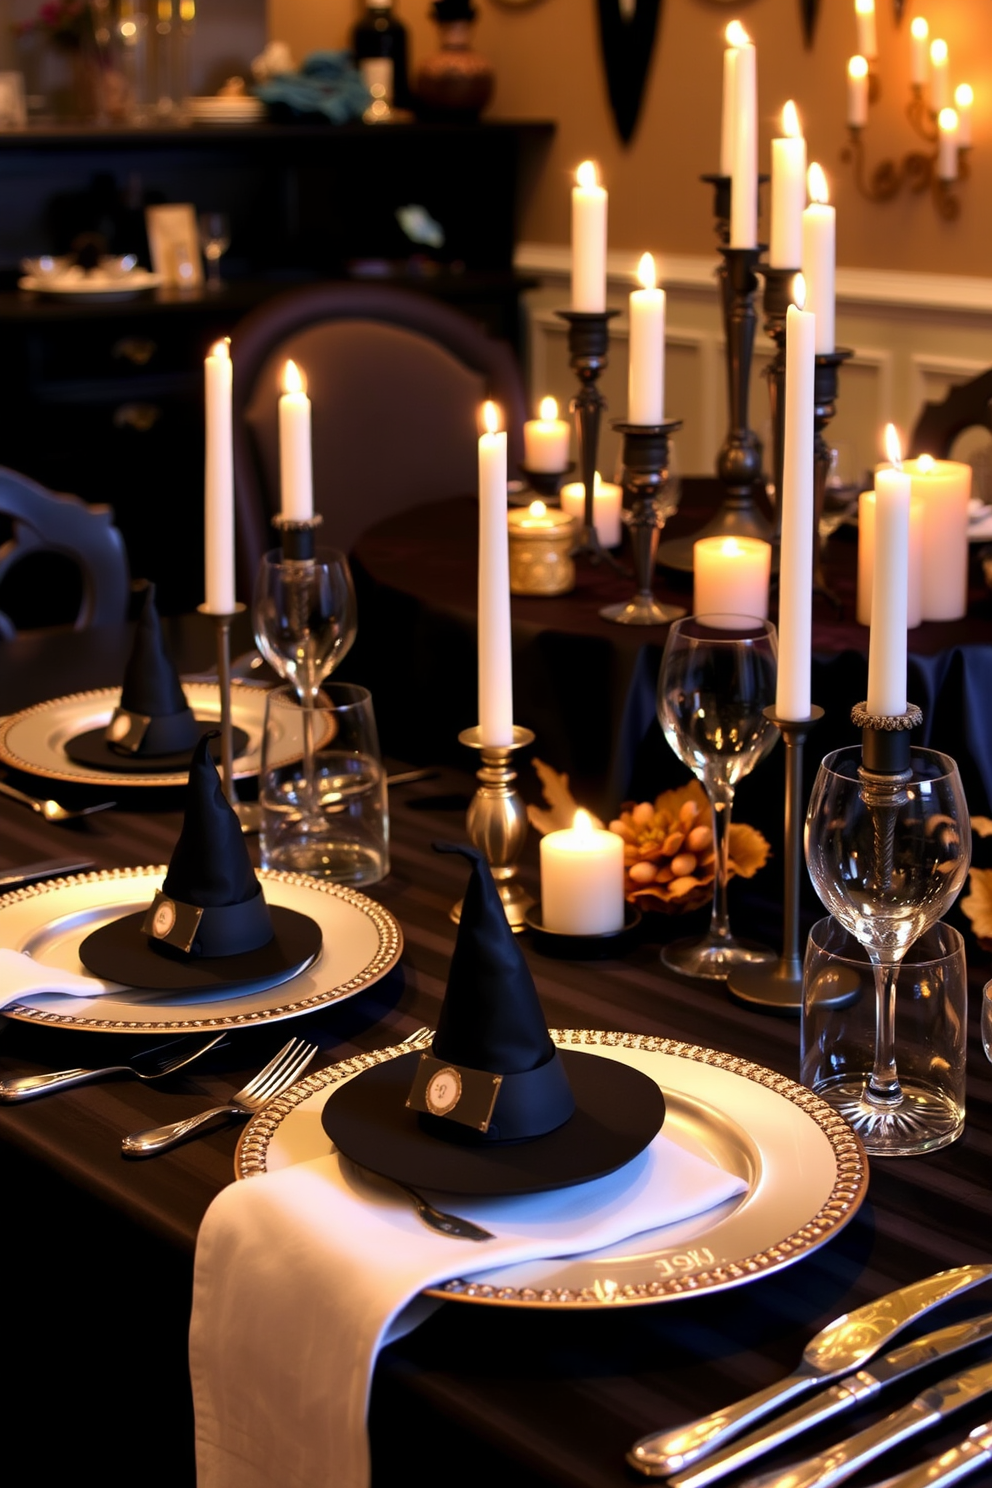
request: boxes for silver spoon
[0,778,116,823]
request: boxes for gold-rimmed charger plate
[0,866,402,1032]
[0,683,267,788]
[235,1030,868,1309]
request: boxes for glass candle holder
[508,504,576,596]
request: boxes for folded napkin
[190,1132,746,1488]
[0,948,112,1007]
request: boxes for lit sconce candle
[847,56,870,127]
[728,22,757,249]
[523,397,570,473]
[203,337,234,615]
[854,0,878,60]
[929,38,949,112]
[720,20,748,175]
[955,84,973,148]
[802,164,835,355]
[937,107,959,181]
[776,278,816,720]
[560,472,622,548]
[539,808,625,935]
[910,17,929,86]
[903,452,972,620]
[278,358,313,522]
[627,252,666,426]
[771,101,807,268]
[857,487,923,629]
[477,400,514,747]
[692,536,772,625]
[571,160,607,313]
[866,424,911,719]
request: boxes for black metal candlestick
[518,462,575,502]
[197,601,247,811]
[760,265,802,545]
[600,419,686,626]
[272,511,323,562]
[555,308,623,569]
[726,704,824,1014]
[812,348,854,608]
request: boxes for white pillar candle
[904,455,972,621]
[802,164,835,354]
[937,107,959,180]
[523,397,570,473]
[203,337,234,615]
[729,29,757,249]
[628,252,666,426]
[776,295,816,720]
[847,56,870,127]
[571,160,607,313]
[929,38,949,111]
[770,101,807,268]
[693,536,772,625]
[477,400,514,747]
[955,84,973,147]
[857,488,923,629]
[855,0,877,60]
[866,426,911,718]
[539,808,625,935]
[910,17,929,86]
[278,359,313,522]
[560,473,623,548]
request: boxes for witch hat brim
[65,721,249,774]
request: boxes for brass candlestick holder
[812,348,854,610]
[451,725,536,932]
[600,420,686,626]
[197,601,249,817]
[555,309,624,571]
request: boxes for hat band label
[106,708,151,754]
[142,891,204,954]
[406,1053,503,1132]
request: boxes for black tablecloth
[1,625,992,1488]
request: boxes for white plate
[0,683,267,788]
[235,1030,868,1309]
[18,269,162,300]
[0,866,402,1032]
[186,97,265,123]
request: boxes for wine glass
[805,746,971,1155]
[656,614,779,979]
[198,211,230,289]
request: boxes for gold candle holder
[451,725,536,932]
[507,503,577,596]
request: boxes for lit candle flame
[955,83,974,108]
[884,423,903,469]
[482,399,501,436]
[782,100,802,138]
[930,37,948,65]
[209,338,230,360]
[807,162,830,205]
[910,16,928,41]
[848,55,869,80]
[793,273,807,311]
[938,107,959,133]
[637,252,657,291]
[576,160,599,190]
[918,453,935,472]
[722,538,742,556]
[538,396,559,421]
[282,359,305,396]
[573,808,595,836]
[725,20,750,46]
[854,0,874,17]
[528,500,548,519]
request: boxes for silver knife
[868,1419,992,1488]
[665,1312,992,1488]
[628,1265,992,1477]
[736,1358,992,1488]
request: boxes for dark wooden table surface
[2,625,992,1488]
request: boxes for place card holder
[406,1053,503,1133]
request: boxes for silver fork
[121,1036,318,1157]
[0,1031,226,1102]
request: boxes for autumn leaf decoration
[960,815,992,950]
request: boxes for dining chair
[229,281,528,596]
[0,466,130,636]
[909,367,992,458]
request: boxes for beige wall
[270,0,990,278]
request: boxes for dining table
[2,614,992,1488]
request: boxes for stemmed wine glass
[805,746,970,1155]
[656,614,779,979]
[198,211,230,289]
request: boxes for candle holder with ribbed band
[726,704,825,1014]
[272,511,323,562]
[517,461,575,501]
[196,602,256,830]
[451,725,536,932]
[760,265,802,547]
[811,348,855,610]
[600,420,686,626]
[555,309,625,571]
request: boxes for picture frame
[145,204,204,288]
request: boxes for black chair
[229,282,528,597]
[909,368,992,458]
[0,467,130,636]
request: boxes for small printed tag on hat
[406,1053,503,1132]
[142,890,203,954]
[105,707,151,753]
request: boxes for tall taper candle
[910,17,929,86]
[847,56,870,127]
[478,400,514,746]
[627,252,665,426]
[730,27,757,248]
[855,0,878,60]
[278,359,314,521]
[866,424,910,718]
[204,337,234,614]
[929,38,949,111]
[571,160,607,313]
[776,288,816,720]
[937,107,959,180]
[770,101,807,268]
[802,164,835,354]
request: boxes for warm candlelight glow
[282,359,305,396]
[848,55,869,79]
[722,538,742,556]
[855,0,875,18]
[793,273,807,310]
[636,252,657,291]
[917,453,935,473]
[807,163,829,205]
[911,16,928,40]
[573,808,595,836]
[725,19,750,46]
[955,83,973,108]
[538,396,558,421]
[938,107,958,131]
[528,500,548,519]
[885,423,903,469]
[576,160,598,189]
[782,100,802,137]
[930,37,947,64]
[482,400,501,436]
[209,338,230,360]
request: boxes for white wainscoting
[516,244,992,486]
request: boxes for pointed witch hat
[78,735,322,992]
[322,844,665,1196]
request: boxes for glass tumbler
[260,683,389,886]
[801,916,967,1155]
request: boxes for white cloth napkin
[0,948,113,1007]
[190,1133,747,1488]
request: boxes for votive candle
[903,455,972,621]
[693,535,772,624]
[540,809,625,935]
[560,473,623,548]
[523,397,570,472]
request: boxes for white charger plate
[235,1029,868,1309]
[18,269,162,299]
[0,683,267,788]
[0,866,402,1032]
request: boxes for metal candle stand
[451,725,536,933]
[272,511,323,563]
[726,704,824,1013]
[555,308,625,571]
[600,420,686,626]
[812,348,854,610]
[197,601,247,811]
[760,265,801,546]
[518,463,575,501]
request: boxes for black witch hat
[106,583,202,756]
